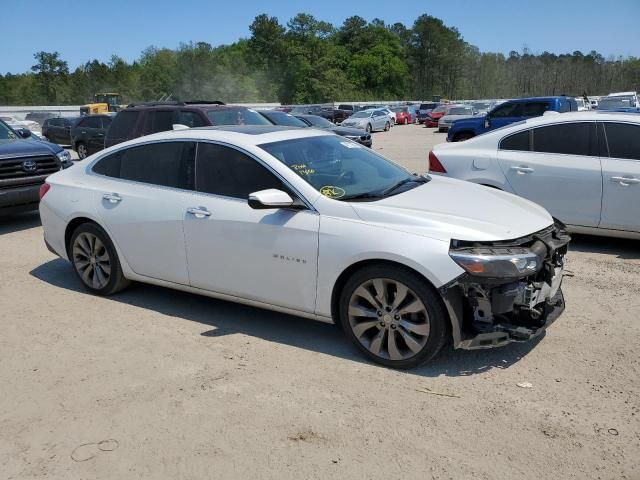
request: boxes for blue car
[447,96,578,142]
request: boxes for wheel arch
[330,259,454,338]
[64,216,100,258]
[453,130,476,141]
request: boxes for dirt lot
[1,125,639,480]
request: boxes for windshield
[0,121,17,140]
[304,115,334,128]
[350,111,371,119]
[471,102,491,110]
[207,108,271,126]
[259,135,422,201]
[432,106,447,113]
[391,107,408,113]
[265,111,308,127]
[598,96,637,109]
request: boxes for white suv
[40,126,569,368]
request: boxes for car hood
[449,115,486,129]
[440,114,475,123]
[331,126,368,136]
[0,137,61,158]
[350,175,553,242]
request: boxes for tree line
[1,13,639,106]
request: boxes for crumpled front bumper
[441,221,570,350]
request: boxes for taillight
[39,183,51,200]
[428,151,447,173]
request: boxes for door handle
[611,176,640,186]
[187,207,211,218]
[102,193,122,203]
[510,166,534,174]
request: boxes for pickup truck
[447,96,578,142]
[0,120,73,215]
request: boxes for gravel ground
[1,125,639,480]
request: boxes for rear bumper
[0,183,41,215]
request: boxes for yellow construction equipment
[80,93,124,116]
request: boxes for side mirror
[17,128,32,138]
[248,189,295,210]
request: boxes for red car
[425,105,449,127]
[391,106,414,125]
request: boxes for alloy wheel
[72,232,111,289]
[348,278,430,361]
[77,143,87,159]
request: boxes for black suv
[71,114,114,159]
[104,101,271,148]
[0,120,72,215]
[42,117,81,145]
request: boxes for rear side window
[603,122,640,160]
[532,122,595,156]
[107,111,139,139]
[500,130,530,151]
[559,100,572,113]
[92,141,195,189]
[196,143,284,199]
[523,103,550,117]
[144,110,174,134]
[83,116,102,128]
[175,111,206,128]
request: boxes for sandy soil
[1,126,639,479]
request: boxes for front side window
[101,117,112,129]
[0,121,17,140]
[196,143,284,199]
[491,103,523,118]
[92,141,195,189]
[175,111,206,128]
[500,130,530,151]
[84,116,102,129]
[259,135,417,201]
[532,122,595,156]
[603,122,640,160]
[206,108,271,126]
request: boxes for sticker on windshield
[320,186,346,199]
[341,141,362,148]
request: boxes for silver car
[341,109,392,133]
[438,106,477,132]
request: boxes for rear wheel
[76,142,87,159]
[70,223,130,295]
[384,121,390,132]
[339,265,449,369]
[453,132,475,142]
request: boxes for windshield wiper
[380,175,429,197]
[341,192,384,201]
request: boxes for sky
[1,0,639,74]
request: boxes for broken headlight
[449,246,542,279]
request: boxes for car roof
[506,96,569,104]
[112,125,332,147]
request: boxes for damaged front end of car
[441,220,571,349]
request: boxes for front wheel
[366,124,372,133]
[339,265,450,369]
[384,122,390,132]
[70,223,130,295]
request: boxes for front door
[497,122,603,227]
[183,142,319,313]
[599,122,640,232]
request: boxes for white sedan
[40,126,569,368]
[430,111,640,239]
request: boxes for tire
[69,222,130,296]
[453,132,475,142]
[366,124,372,133]
[339,264,450,369]
[404,117,409,125]
[384,122,390,132]
[76,142,88,160]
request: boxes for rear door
[87,116,110,154]
[91,141,196,284]
[497,121,603,227]
[79,116,102,152]
[599,122,640,232]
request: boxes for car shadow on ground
[568,233,640,260]
[31,258,542,378]
[0,211,41,235]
